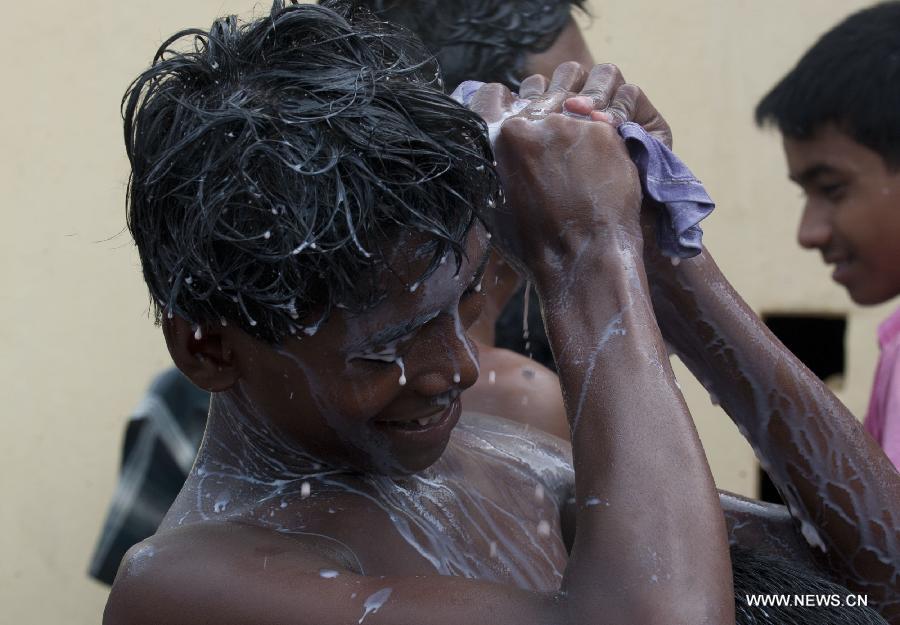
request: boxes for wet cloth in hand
[451,81,714,259]
[618,121,713,259]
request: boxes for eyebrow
[789,164,841,185]
[350,246,493,352]
[360,309,442,352]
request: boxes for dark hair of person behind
[348,0,587,90]
[755,1,900,167]
[123,0,499,343]
[730,546,889,625]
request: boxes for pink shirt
[864,306,900,471]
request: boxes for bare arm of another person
[651,247,900,620]
[105,63,734,625]
[571,70,900,619]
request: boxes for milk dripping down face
[221,225,493,476]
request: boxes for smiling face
[222,225,492,475]
[784,124,900,305]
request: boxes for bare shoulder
[103,522,356,625]
[463,346,568,440]
[103,516,559,625]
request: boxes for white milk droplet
[800,520,828,552]
[534,483,544,503]
[537,520,551,537]
[319,569,340,579]
[397,357,407,386]
[453,373,461,384]
[488,370,496,384]
[670,256,681,267]
[300,481,311,498]
[358,588,393,624]
[213,492,230,513]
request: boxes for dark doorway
[757,314,847,504]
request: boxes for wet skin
[463,25,825,569]
[458,16,595,433]
[187,228,493,477]
[784,124,900,305]
[552,65,900,619]
[105,63,734,625]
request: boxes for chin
[370,441,451,477]
[847,285,897,306]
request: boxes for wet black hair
[123,0,499,343]
[347,0,587,90]
[755,1,900,167]
[730,547,889,625]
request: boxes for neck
[197,390,337,483]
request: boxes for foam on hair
[124,0,499,342]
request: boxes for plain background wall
[1,1,895,623]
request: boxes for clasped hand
[467,62,671,284]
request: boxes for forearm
[537,239,733,625]
[654,249,900,614]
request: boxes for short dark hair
[124,0,498,343]
[755,1,900,166]
[347,0,587,90]
[730,547,889,625]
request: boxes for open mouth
[378,411,447,430]
[373,393,459,432]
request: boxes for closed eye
[820,183,846,201]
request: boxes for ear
[162,315,241,392]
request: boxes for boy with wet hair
[106,2,738,623]
[105,1,900,623]
[756,1,900,471]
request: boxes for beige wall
[1,1,891,623]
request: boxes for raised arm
[569,70,900,618]
[105,63,734,625]
[483,62,734,625]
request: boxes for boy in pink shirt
[866,309,900,469]
[756,3,900,471]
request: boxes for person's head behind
[124,0,499,474]
[756,1,900,305]
[348,0,590,91]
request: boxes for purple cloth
[451,82,715,258]
[618,122,713,259]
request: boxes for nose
[796,201,832,250]
[405,312,480,395]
